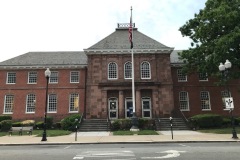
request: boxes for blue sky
[0,0,207,62]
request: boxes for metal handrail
[179,108,188,123]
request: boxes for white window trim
[199,73,208,82]
[49,71,59,84]
[108,97,118,119]
[70,71,80,83]
[200,91,211,111]
[177,69,187,82]
[28,71,37,84]
[108,62,118,80]
[47,94,57,113]
[124,61,132,79]
[25,94,36,114]
[3,95,14,114]
[179,91,190,111]
[6,72,16,84]
[69,93,79,113]
[141,61,151,79]
[142,97,151,118]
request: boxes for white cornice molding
[84,48,174,55]
[0,64,87,70]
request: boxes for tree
[179,0,240,78]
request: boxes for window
[108,97,118,119]
[179,91,189,111]
[199,73,208,81]
[200,91,211,110]
[70,71,79,83]
[141,61,151,79]
[26,94,36,113]
[142,97,151,118]
[48,94,57,113]
[221,90,231,110]
[49,71,58,83]
[69,93,79,112]
[7,72,16,84]
[4,95,14,114]
[124,61,132,79]
[28,71,37,84]
[108,62,118,79]
[177,69,187,81]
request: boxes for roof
[170,50,184,65]
[84,27,174,54]
[0,51,87,68]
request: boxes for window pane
[221,90,231,109]
[50,71,58,83]
[69,93,79,112]
[26,94,36,113]
[108,62,117,79]
[177,69,187,81]
[141,62,151,79]
[4,95,14,113]
[179,91,189,110]
[48,94,57,112]
[199,73,208,81]
[28,72,37,84]
[124,62,132,79]
[200,91,211,110]
[70,71,79,83]
[7,72,16,84]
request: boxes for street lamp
[218,60,238,139]
[41,68,51,141]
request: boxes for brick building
[0,24,239,121]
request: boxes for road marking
[179,144,189,147]
[141,150,186,159]
[73,150,134,159]
[64,145,72,149]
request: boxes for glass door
[142,97,151,118]
[125,98,133,118]
[109,98,118,119]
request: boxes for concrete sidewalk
[0,131,239,145]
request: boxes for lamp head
[45,68,51,78]
[224,59,232,69]
[219,63,225,71]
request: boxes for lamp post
[170,117,173,140]
[41,68,51,141]
[218,60,238,139]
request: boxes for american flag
[129,15,133,49]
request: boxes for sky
[0,0,207,62]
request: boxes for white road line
[179,144,189,147]
[64,145,72,149]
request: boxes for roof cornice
[0,64,87,70]
[84,48,174,55]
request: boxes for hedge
[0,120,12,131]
[61,114,81,131]
[111,118,155,130]
[189,114,223,129]
[0,115,12,122]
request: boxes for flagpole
[129,6,139,131]
[131,6,135,114]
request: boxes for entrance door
[142,97,151,118]
[125,98,133,118]
[109,98,118,119]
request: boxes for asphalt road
[0,142,240,160]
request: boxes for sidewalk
[0,131,239,145]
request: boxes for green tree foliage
[179,0,240,78]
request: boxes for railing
[179,108,188,123]
[117,23,135,28]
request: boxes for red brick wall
[171,67,240,118]
[0,68,86,122]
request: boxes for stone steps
[78,119,110,132]
[155,118,189,131]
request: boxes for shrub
[0,120,12,131]
[111,120,121,130]
[46,117,53,129]
[235,117,240,126]
[35,121,44,129]
[0,115,12,122]
[138,118,155,130]
[222,117,231,127]
[12,122,22,127]
[22,120,35,126]
[61,114,81,131]
[53,122,61,129]
[189,114,223,129]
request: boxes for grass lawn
[198,127,240,134]
[113,130,159,136]
[0,130,72,137]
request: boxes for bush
[12,122,22,127]
[111,120,121,130]
[22,120,35,126]
[189,114,223,129]
[235,117,240,126]
[0,115,12,122]
[61,114,81,131]
[138,118,155,130]
[111,119,155,131]
[35,121,44,129]
[222,117,231,127]
[0,120,12,131]
[53,122,61,129]
[46,117,53,129]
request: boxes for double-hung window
[200,91,211,110]
[179,91,189,111]
[28,71,37,84]
[49,71,58,83]
[4,95,14,114]
[177,69,187,82]
[70,71,79,83]
[199,73,208,81]
[48,94,57,113]
[7,72,16,84]
[221,90,231,110]
[69,93,79,112]
[26,94,36,113]
[124,61,132,79]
